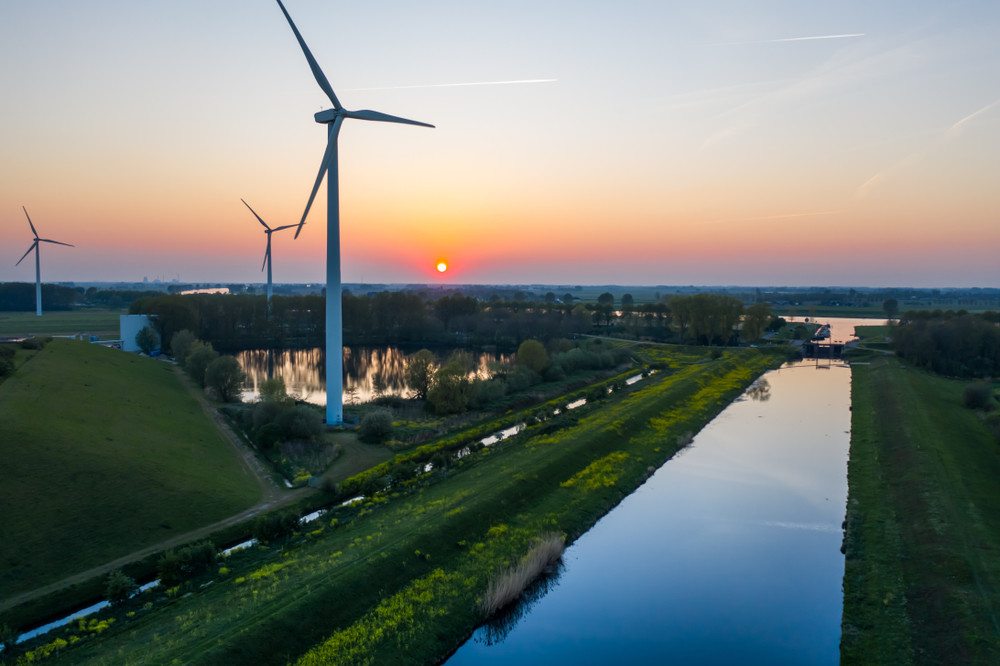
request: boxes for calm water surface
[237,347,509,405]
[447,350,855,664]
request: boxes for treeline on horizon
[0,282,164,311]
[893,309,1000,378]
[125,291,782,352]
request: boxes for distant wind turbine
[241,199,298,304]
[15,207,74,317]
[275,0,434,426]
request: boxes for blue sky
[1,1,998,287]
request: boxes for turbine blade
[271,224,300,232]
[275,0,342,110]
[295,136,335,238]
[242,198,271,230]
[39,239,74,247]
[262,246,270,273]
[16,242,37,266]
[345,109,434,128]
[22,206,39,238]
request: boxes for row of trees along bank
[130,291,779,352]
[891,309,1000,378]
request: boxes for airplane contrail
[707,33,865,47]
[343,78,558,92]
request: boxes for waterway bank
[447,358,851,664]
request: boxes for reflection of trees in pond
[745,378,771,402]
[238,347,512,406]
[475,561,565,647]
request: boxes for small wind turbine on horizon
[241,198,298,304]
[15,207,74,317]
[275,0,434,426]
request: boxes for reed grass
[480,533,565,617]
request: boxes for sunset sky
[1,1,998,288]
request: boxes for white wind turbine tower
[16,207,74,317]
[275,0,434,426]
[242,199,298,304]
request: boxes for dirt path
[0,366,312,615]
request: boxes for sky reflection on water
[447,358,851,665]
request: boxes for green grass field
[842,357,1000,664]
[18,345,780,664]
[0,309,127,339]
[0,339,260,601]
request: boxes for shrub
[963,383,995,410]
[253,400,282,429]
[105,569,137,606]
[255,422,283,450]
[0,622,17,654]
[253,511,300,544]
[359,408,394,443]
[157,541,217,586]
[469,378,506,409]
[275,405,324,441]
[20,337,48,350]
[169,329,197,366]
[0,345,14,377]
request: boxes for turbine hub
[315,108,339,123]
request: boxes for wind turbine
[242,198,298,304]
[15,207,74,317]
[275,0,434,426]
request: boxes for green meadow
[12,345,781,664]
[0,339,260,601]
[841,356,1000,664]
[0,310,126,339]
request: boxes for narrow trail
[0,366,312,616]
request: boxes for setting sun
[436,261,448,273]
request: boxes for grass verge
[841,357,1000,664]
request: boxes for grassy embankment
[0,339,260,603]
[24,345,781,665]
[842,354,1000,664]
[0,310,126,340]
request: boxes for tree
[205,355,246,402]
[259,376,291,405]
[742,302,772,342]
[596,291,615,326]
[135,326,160,355]
[427,361,472,414]
[516,339,549,374]
[405,349,436,399]
[170,329,197,366]
[185,341,219,387]
[883,298,899,321]
[105,569,137,606]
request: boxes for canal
[446,323,863,664]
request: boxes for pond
[445,321,870,664]
[236,347,511,405]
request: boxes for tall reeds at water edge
[480,533,566,617]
